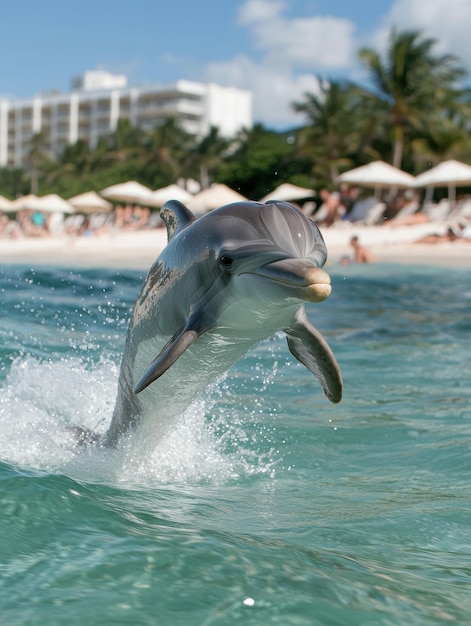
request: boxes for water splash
[0,354,279,486]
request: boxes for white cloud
[221,0,471,127]
[238,0,355,69]
[204,54,320,127]
[238,0,284,24]
[203,0,356,127]
[372,0,471,70]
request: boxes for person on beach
[0,212,21,238]
[341,235,374,264]
[312,188,346,227]
[384,191,420,222]
[415,223,471,244]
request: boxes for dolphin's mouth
[244,259,332,303]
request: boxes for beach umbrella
[186,183,247,214]
[10,193,74,213]
[25,193,75,213]
[33,194,75,213]
[100,180,159,207]
[0,195,13,211]
[68,191,113,214]
[184,178,201,194]
[10,194,40,211]
[337,160,415,190]
[260,183,314,203]
[150,184,193,207]
[413,159,471,204]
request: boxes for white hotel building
[0,71,252,168]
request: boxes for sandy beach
[0,222,470,270]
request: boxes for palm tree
[144,117,193,186]
[292,78,371,184]
[218,124,305,200]
[39,140,92,196]
[189,126,231,190]
[0,167,29,199]
[97,118,145,167]
[358,29,467,169]
[26,132,51,194]
[410,85,471,167]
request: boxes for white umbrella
[10,193,74,213]
[260,183,314,203]
[68,191,113,214]
[150,184,193,207]
[337,160,415,189]
[187,184,247,214]
[100,180,159,207]
[10,194,40,211]
[185,178,201,194]
[34,194,75,213]
[413,159,471,204]
[0,195,13,211]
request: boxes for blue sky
[1,0,470,128]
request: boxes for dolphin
[100,200,342,447]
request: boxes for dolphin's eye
[220,255,234,269]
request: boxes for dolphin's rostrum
[101,200,342,447]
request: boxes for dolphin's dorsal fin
[133,310,215,394]
[284,307,342,404]
[160,200,196,242]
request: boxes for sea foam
[0,353,278,486]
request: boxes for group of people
[302,186,471,257]
[307,186,470,227]
[0,204,164,240]
[305,186,426,227]
[2,189,469,268]
[416,222,471,244]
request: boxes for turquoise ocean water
[0,261,470,625]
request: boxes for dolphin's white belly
[130,300,298,446]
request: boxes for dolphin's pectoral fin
[285,308,342,404]
[134,311,215,394]
[160,200,196,242]
[133,328,197,394]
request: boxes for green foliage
[189,126,231,189]
[358,29,467,168]
[218,124,310,200]
[0,168,29,199]
[0,27,469,202]
[293,79,376,185]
